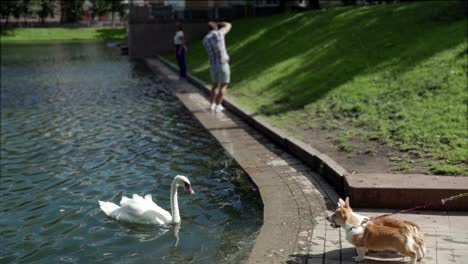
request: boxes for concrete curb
[145,58,336,263]
[157,56,468,211]
[345,173,468,211]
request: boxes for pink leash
[372,192,468,220]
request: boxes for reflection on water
[0,42,263,263]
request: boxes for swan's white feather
[99,201,120,216]
[99,175,193,225]
[120,196,129,205]
[144,194,152,201]
[99,194,172,225]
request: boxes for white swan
[98,175,195,225]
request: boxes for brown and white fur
[344,221,420,263]
[326,197,426,262]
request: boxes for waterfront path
[145,58,468,264]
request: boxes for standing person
[174,22,187,80]
[203,21,232,112]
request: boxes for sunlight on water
[0,42,262,264]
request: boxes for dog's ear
[338,198,345,207]
[339,207,346,218]
[344,197,350,208]
[339,206,349,219]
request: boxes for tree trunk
[111,12,115,27]
[61,4,65,23]
[310,0,320,9]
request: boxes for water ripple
[1,42,262,264]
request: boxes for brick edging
[157,56,468,211]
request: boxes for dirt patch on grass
[283,119,434,175]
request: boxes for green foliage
[90,0,110,18]
[37,0,56,24]
[19,0,33,22]
[336,131,355,153]
[60,0,85,23]
[0,0,20,24]
[164,1,467,175]
[88,0,126,25]
[431,163,466,176]
[0,0,128,25]
[108,0,126,25]
[0,26,127,42]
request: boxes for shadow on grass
[183,1,467,116]
[235,2,467,115]
[0,27,17,37]
[95,27,127,40]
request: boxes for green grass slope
[0,26,127,42]
[164,2,467,175]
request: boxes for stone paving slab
[312,209,468,264]
[145,58,338,263]
[145,58,468,264]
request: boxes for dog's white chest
[346,225,365,244]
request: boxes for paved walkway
[312,210,468,264]
[145,58,468,264]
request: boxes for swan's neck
[170,182,180,224]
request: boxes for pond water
[0,42,263,264]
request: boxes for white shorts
[210,63,230,84]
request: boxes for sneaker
[215,104,225,112]
[210,103,216,111]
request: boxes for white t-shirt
[174,31,184,45]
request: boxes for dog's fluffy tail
[403,221,426,259]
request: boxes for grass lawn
[0,26,127,42]
[163,1,467,175]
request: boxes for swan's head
[174,175,195,195]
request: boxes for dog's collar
[347,218,371,231]
[360,217,370,226]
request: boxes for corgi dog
[344,221,420,264]
[326,197,426,262]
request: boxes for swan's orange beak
[185,183,195,195]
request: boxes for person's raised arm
[219,21,232,34]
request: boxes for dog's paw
[353,256,366,262]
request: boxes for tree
[117,3,127,24]
[19,0,33,25]
[107,0,126,26]
[89,0,109,23]
[37,0,56,24]
[0,0,20,26]
[60,0,85,23]
[11,1,23,25]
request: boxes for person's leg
[180,47,187,79]
[210,83,220,109]
[214,63,230,111]
[209,65,220,109]
[175,45,184,78]
[215,83,228,105]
